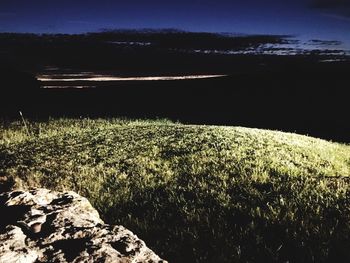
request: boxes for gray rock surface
[0,189,167,263]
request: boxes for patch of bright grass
[1,118,350,262]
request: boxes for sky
[1,0,350,49]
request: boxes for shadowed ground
[1,31,349,142]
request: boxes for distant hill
[0,30,348,74]
[0,30,349,142]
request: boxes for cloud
[321,12,350,21]
[311,0,350,18]
[312,0,350,8]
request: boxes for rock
[0,189,167,263]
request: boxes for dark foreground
[2,70,349,143]
[1,31,349,143]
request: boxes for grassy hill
[1,118,350,262]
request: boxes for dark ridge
[0,30,349,142]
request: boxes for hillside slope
[1,119,350,262]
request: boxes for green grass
[1,118,350,262]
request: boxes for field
[1,118,350,262]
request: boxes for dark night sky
[1,0,350,49]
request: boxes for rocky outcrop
[0,189,166,263]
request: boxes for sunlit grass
[1,118,350,262]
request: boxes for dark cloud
[312,0,350,8]
[311,0,350,18]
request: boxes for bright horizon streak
[37,75,227,82]
[42,86,93,89]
